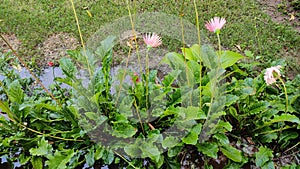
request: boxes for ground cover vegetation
[0,0,300,168]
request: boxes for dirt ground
[257,0,300,32]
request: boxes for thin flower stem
[284,142,300,153]
[180,13,193,106]
[278,77,288,113]
[217,33,222,59]
[0,34,59,105]
[146,48,150,113]
[115,45,132,104]
[193,0,202,108]
[126,0,142,75]
[277,76,288,142]
[133,98,145,135]
[69,0,92,78]
[113,150,138,169]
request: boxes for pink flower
[143,33,162,48]
[205,17,226,33]
[48,61,54,67]
[264,65,282,85]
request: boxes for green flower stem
[69,0,92,78]
[278,76,288,113]
[114,150,138,169]
[216,32,222,60]
[126,0,142,75]
[277,76,288,142]
[146,47,150,112]
[115,47,132,104]
[193,0,202,108]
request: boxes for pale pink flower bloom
[264,65,282,85]
[143,33,162,48]
[205,17,226,33]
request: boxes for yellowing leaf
[289,14,295,21]
[86,10,93,18]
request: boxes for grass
[0,0,300,74]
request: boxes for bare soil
[257,0,300,32]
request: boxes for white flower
[264,65,282,85]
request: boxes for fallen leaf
[235,44,242,51]
[289,14,295,21]
[86,10,93,18]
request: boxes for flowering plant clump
[205,17,226,33]
[143,32,162,48]
[264,65,282,85]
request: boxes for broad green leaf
[31,156,43,169]
[103,149,114,164]
[111,123,136,138]
[187,60,201,82]
[182,123,202,145]
[162,52,194,86]
[182,131,198,145]
[29,137,53,156]
[262,161,275,169]
[220,51,244,69]
[162,136,179,149]
[190,44,201,61]
[85,149,95,167]
[153,154,164,168]
[228,106,238,120]
[182,46,197,61]
[19,154,31,165]
[125,144,141,157]
[46,149,74,169]
[7,80,24,104]
[141,142,161,158]
[162,70,181,87]
[168,146,182,158]
[85,112,108,125]
[260,132,277,143]
[278,131,298,148]
[95,144,105,160]
[0,100,18,122]
[216,120,232,132]
[200,44,218,69]
[119,96,134,117]
[196,142,218,159]
[269,114,300,124]
[35,103,60,112]
[59,58,77,78]
[225,94,239,106]
[255,146,273,167]
[178,106,206,122]
[95,36,116,58]
[213,133,229,145]
[249,101,270,115]
[54,77,73,86]
[221,144,242,162]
